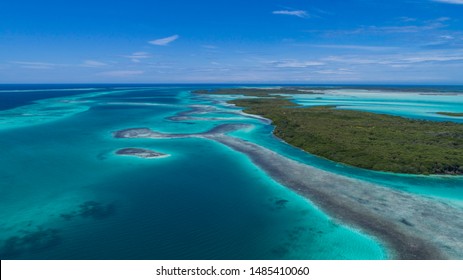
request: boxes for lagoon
[0,85,461,259]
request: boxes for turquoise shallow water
[288,88,463,123]
[1,85,462,259]
[226,88,463,204]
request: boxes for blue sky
[1,0,463,84]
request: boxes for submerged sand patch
[114,122,463,259]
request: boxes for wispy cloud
[302,44,399,51]
[321,50,463,67]
[202,45,218,49]
[400,55,463,63]
[124,52,151,63]
[272,10,309,18]
[353,22,446,34]
[98,70,144,77]
[398,17,417,22]
[310,17,450,37]
[81,60,107,67]
[432,0,463,4]
[11,61,57,69]
[314,68,355,75]
[421,34,463,48]
[322,56,383,65]
[149,35,179,46]
[270,60,325,68]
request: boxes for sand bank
[114,124,463,259]
[116,148,169,159]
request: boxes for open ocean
[1,84,462,260]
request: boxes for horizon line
[1,82,463,86]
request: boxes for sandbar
[116,148,170,159]
[113,115,463,259]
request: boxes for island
[113,99,463,259]
[196,89,463,175]
[115,148,169,159]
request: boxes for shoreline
[114,124,463,259]
[206,134,460,259]
[228,98,463,175]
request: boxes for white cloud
[271,60,325,68]
[11,61,57,69]
[81,60,107,67]
[304,44,398,51]
[127,52,151,59]
[272,10,308,18]
[323,56,381,64]
[320,50,463,68]
[432,0,463,4]
[314,69,354,75]
[124,52,151,63]
[98,70,144,77]
[312,18,449,36]
[149,35,179,46]
[434,17,451,22]
[357,23,445,34]
[400,55,463,63]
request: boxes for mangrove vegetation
[196,88,463,175]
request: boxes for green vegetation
[193,87,317,97]
[194,87,463,175]
[437,112,463,117]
